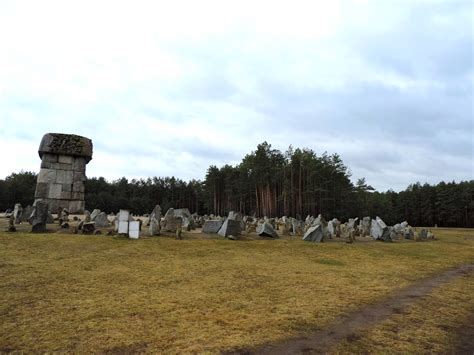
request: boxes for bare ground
[227,264,474,354]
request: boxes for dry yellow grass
[331,270,474,354]
[0,225,473,353]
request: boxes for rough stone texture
[358,217,371,237]
[90,209,101,221]
[218,219,241,237]
[82,222,95,234]
[202,220,224,234]
[28,200,49,233]
[328,218,341,237]
[161,208,182,233]
[370,216,392,242]
[148,205,162,236]
[94,212,110,228]
[13,203,23,224]
[303,225,324,242]
[150,205,162,221]
[34,133,92,214]
[257,222,279,238]
[174,208,194,230]
[149,218,160,236]
[228,211,245,231]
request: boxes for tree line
[0,142,472,227]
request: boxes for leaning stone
[150,205,162,221]
[202,220,224,234]
[28,200,49,233]
[257,222,278,238]
[149,218,160,236]
[369,217,392,242]
[303,225,324,242]
[218,219,241,237]
[94,212,110,228]
[13,203,23,224]
[20,205,34,223]
[90,209,101,221]
[161,208,181,233]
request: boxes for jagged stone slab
[257,222,278,238]
[28,200,49,233]
[303,225,324,242]
[202,220,224,234]
[13,203,23,224]
[90,209,101,221]
[370,216,392,242]
[94,212,110,228]
[218,219,241,237]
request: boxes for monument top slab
[38,133,93,162]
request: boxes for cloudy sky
[0,0,472,191]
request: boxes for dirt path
[227,264,474,354]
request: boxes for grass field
[0,221,473,353]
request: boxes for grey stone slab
[56,170,73,184]
[43,153,58,163]
[58,163,73,170]
[38,133,93,162]
[35,182,49,198]
[48,184,63,199]
[72,182,85,192]
[202,220,224,234]
[218,219,241,237]
[68,200,84,214]
[73,171,86,182]
[72,157,86,172]
[303,225,324,242]
[257,222,278,238]
[13,203,22,224]
[62,183,72,192]
[60,190,72,199]
[37,168,57,183]
[91,209,101,221]
[94,212,110,228]
[29,200,48,233]
[47,199,60,214]
[58,155,73,164]
[118,210,130,222]
[71,192,84,200]
[40,161,54,169]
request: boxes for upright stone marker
[34,133,93,214]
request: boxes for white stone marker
[129,220,140,239]
[118,220,129,234]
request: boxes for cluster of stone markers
[2,132,436,241]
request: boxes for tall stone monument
[34,133,93,214]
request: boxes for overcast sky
[0,0,472,191]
